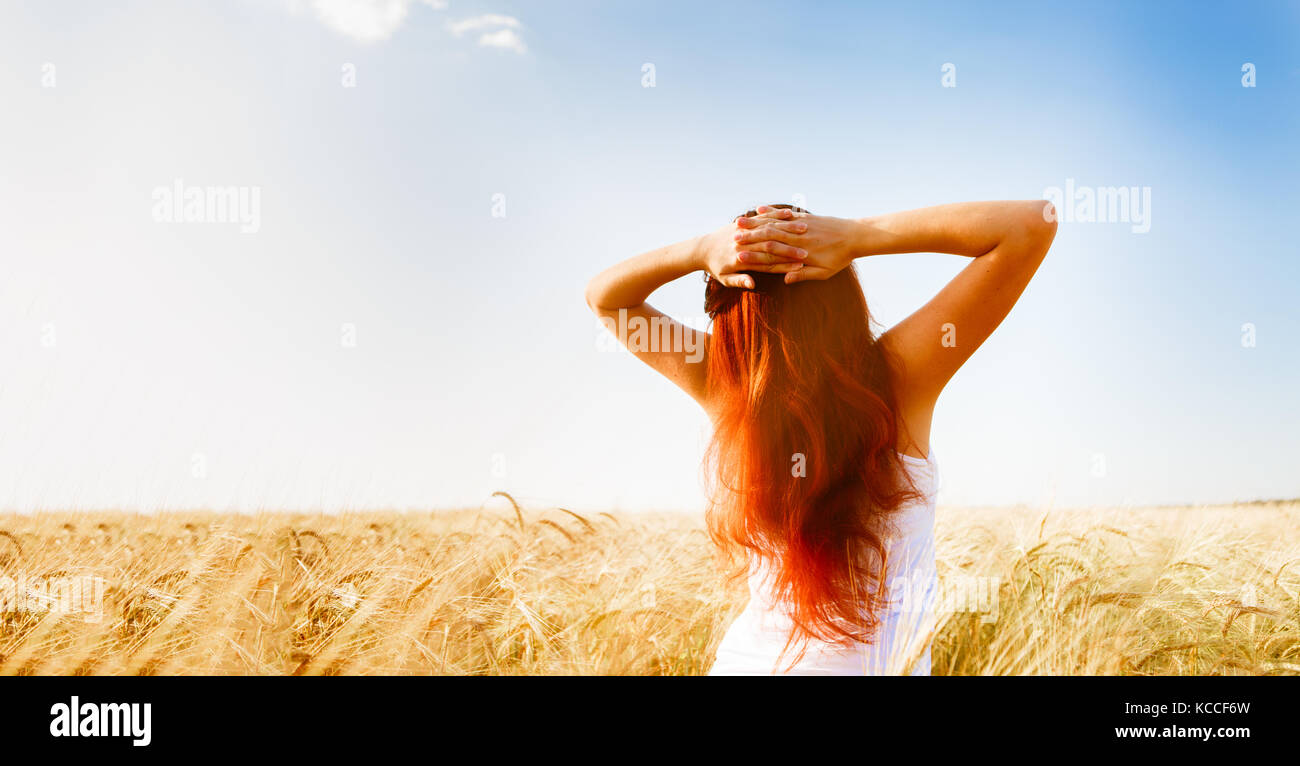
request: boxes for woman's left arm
[585,217,806,407]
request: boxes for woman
[585,200,1057,675]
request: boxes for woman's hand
[697,213,807,289]
[733,206,862,284]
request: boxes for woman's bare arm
[853,201,1058,404]
[585,216,808,406]
[733,201,1058,452]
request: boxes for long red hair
[703,205,920,664]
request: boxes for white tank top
[708,451,939,675]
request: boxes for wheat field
[1,493,1296,675]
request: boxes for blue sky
[0,0,1296,512]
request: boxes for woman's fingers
[735,214,780,229]
[719,206,818,288]
[734,221,807,244]
[737,240,807,261]
[736,251,795,266]
[745,261,804,274]
[783,265,834,284]
[735,208,802,228]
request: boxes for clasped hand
[700,205,861,289]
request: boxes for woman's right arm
[585,215,808,407]
[733,201,1058,436]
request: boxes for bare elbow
[1024,199,1059,249]
[584,277,605,313]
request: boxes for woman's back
[585,199,1056,675]
[709,451,939,675]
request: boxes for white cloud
[279,1,527,52]
[444,14,526,54]
[295,0,447,44]
[445,13,521,37]
[476,27,526,54]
